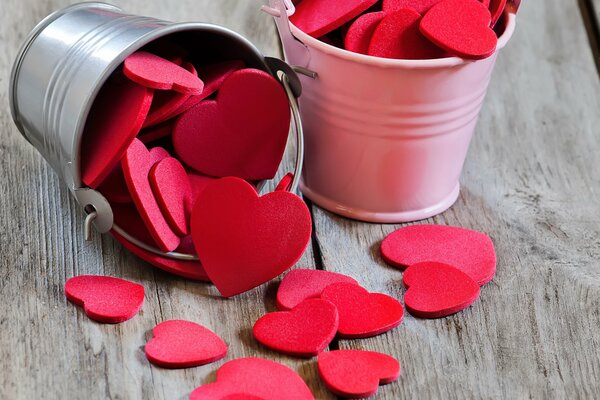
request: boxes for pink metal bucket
[266,1,516,223]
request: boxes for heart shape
[65,275,144,323]
[173,68,290,180]
[110,203,209,281]
[253,298,339,357]
[145,320,227,368]
[276,268,358,310]
[123,51,204,94]
[81,76,153,188]
[344,12,386,55]
[149,157,193,236]
[122,139,180,252]
[403,261,480,318]
[290,0,379,38]
[380,224,496,285]
[320,283,404,338]
[368,9,445,59]
[191,177,311,297]
[318,350,400,398]
[190,358,314,400]
[420,0,497,59]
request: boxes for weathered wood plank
[0,1,333,399]
[311,0,600,398]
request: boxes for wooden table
[1,0,599,399]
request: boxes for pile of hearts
[290,0,508,59]
[80,40,313,295]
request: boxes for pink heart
[318,350,400,398]
[65,275,144,323]
[253,298,338,357]
[173,69,290,180]
[145,320,227,368]
[191,177,311,297]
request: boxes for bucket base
[300,182,460,224]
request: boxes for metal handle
[112,71,304,261]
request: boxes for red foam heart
[253,298,338,357]
[173,69,290,180]
[81,76,153,188]
[488,0,507,27]
[380,224,496,285]
[124,52,204,94]
[290,0,379,38]
[318,350,400,398]
[191,177,311,297]
[138,121,173,144]
[276,268,359,310]
[65,275,144,323]
[122,139,180,252]
[382,0,442,14]
[420,0,497,59]
[320,283,404,338]
[141,62,197,128]
[145,320,227,368]
[403,261,481,318]
[190,358,314,400]
[96,163,132,204]
[110,203,209,281]
[344,12,386,55]
[368,9,445,59]
[149,157,192,236]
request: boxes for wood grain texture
[1,0,599,399]
[311,0,600,398]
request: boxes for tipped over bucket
[268,0,516,223]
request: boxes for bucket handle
[262,0,313,73]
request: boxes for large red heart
[320,283,404,338]
[190,358,314,400]
[276,268,359,310]
[419,0,497,59]
[145,320,227,368]
[122,139,180,252]
[318,350,400,398]
[172,69,290,181]
[190,177,311,297]
[65,275,144,323]
[253,298,338,357]
[380,224,496,285]
[403,261,480,318]
[290,0,379,38]
[81,76,153,188]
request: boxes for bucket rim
[288,10,517,69]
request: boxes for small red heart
[142,62,197,128]
[344,12,386,55]
[191,177,311,297]
[124,52,204,94]
[149,157,193,236]
[276,268,359,310]
[368,9,445,59]
[173,69,290,180]
[488,0,507,27]
[420,0,497,59]
[110,203,209,281]
[190,358,314,400]
[321,283,404,338]
[290,0,379,38]
[380,224,496,285]
[145,320,227,368]
[253,298,338,357]
[318,350,400,398]
[403,261,481,318]
[122,139,180,252]
[81,76,153,188]
[382,0,442,14]
[65,275,144,323]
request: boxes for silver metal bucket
[10,2,303,245]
